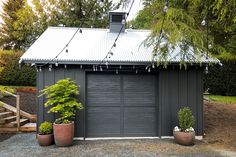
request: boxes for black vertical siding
[37,66,85,137]
[37,69,44,130]
[37,66,204,137]
[158,67,203,136]
[43,69,55,122]
[169,70,179,133]
[75,69,85,137]
[197,69,204,135]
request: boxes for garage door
[86,73,157,137]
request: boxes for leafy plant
[0,50,36,86]
[0,86,15,100]
[39,78,83,124]
[39,121,53,135]
[178,107,195,132]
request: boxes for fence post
[16,95,20,131]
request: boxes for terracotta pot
[173,131,195,146]
[37,134,53,146]
[53,122,74,147]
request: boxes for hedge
[0,50,36,86]
[204,60,236,96]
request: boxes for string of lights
[201,0,210,73]
[36,0,98,71]
[95,0,135,69]
[144,0,169,72]
[36,0,170,74]
[90,0,169,74]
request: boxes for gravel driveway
[0,133,235,157]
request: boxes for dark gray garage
[20,10,219,138]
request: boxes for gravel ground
[0,133,235,157]
[0,133,15,142]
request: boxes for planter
[53,122,74,147]
[173,131,195,146]
[37,134,53,146]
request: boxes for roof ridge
[47,26,151,33]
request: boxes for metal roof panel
[20,27,219,64]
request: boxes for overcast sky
[0,0,143,23]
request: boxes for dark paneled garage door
[86,74,157,137]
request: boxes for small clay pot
[37,134,53,146]
[173,131,195,146]
[53,122,74,147]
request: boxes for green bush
[178,107,195,132]
[39,78,83,124]
[39,121,53,135]
[204,59,236,96]
[0,50,36,86]
[0,86,15,99]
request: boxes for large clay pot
[37,134,53,146]
[173,131,195,146]
[53,122,74,147]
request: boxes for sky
[0,0,143,23]
[119,0,144,20]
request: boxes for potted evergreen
[37,121,53,146]
[39,78,83,147]
[173,107,195,146]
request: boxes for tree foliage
[0,0,118,50]
[0,0,24,49]
[0,50,36,86]
[131,0,236,63]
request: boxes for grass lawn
[206,95,236,104]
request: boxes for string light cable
[94,0,169,73]
[148,0,169,70]
[95,0,135,69]
[36,0,98,71]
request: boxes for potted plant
[173,107,195,146]
[39,78,83,147]
[37,121,53,146]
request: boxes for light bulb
[201,19,206,26]
[164,6,168,13]
[205,65,208,74]
[152,63,155,68]
[122,19,125,25]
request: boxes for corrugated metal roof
[20,27,219,64]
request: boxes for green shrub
[178,107,195,132]
[39,78,83,124]
[0,50,36,86]
[204,59,236,96]
[0,86,15,100]
[39,121,53,135]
